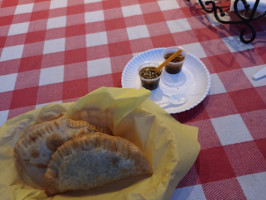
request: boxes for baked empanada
[44,133,152,195]
[14,116,108,168]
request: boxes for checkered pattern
[0,0,266,199]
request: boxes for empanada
[44,133,152,195]
[14,116,108,168]
[25,115,108,138]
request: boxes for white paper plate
[121,48,211,113]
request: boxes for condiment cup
[138,61,162,90]
[162,47,186,74]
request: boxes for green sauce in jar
[139,66,161,90]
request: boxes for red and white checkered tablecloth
[0,0,266,199]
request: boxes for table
[0,0,265,199]
[195,0,266,43]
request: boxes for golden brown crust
[46,133,65,151]
[44,133,152,195]
[66,117,109,134]
[24,115,110,138]
[14,116,111,169]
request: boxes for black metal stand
[190,0,266,43]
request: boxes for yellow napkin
[0,87,200,200]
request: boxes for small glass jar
[162,47,186,74]
[138,62,162,90]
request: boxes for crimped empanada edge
[44,132,152,195]
[14,116,110,168]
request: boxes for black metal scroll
[189,0,266,43]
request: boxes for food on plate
[138,62,162,90]
[139,67,161,79]
[163,47,186,74]
[164,52,184,63]
[14,115,109,169]
[44,132,152,195]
